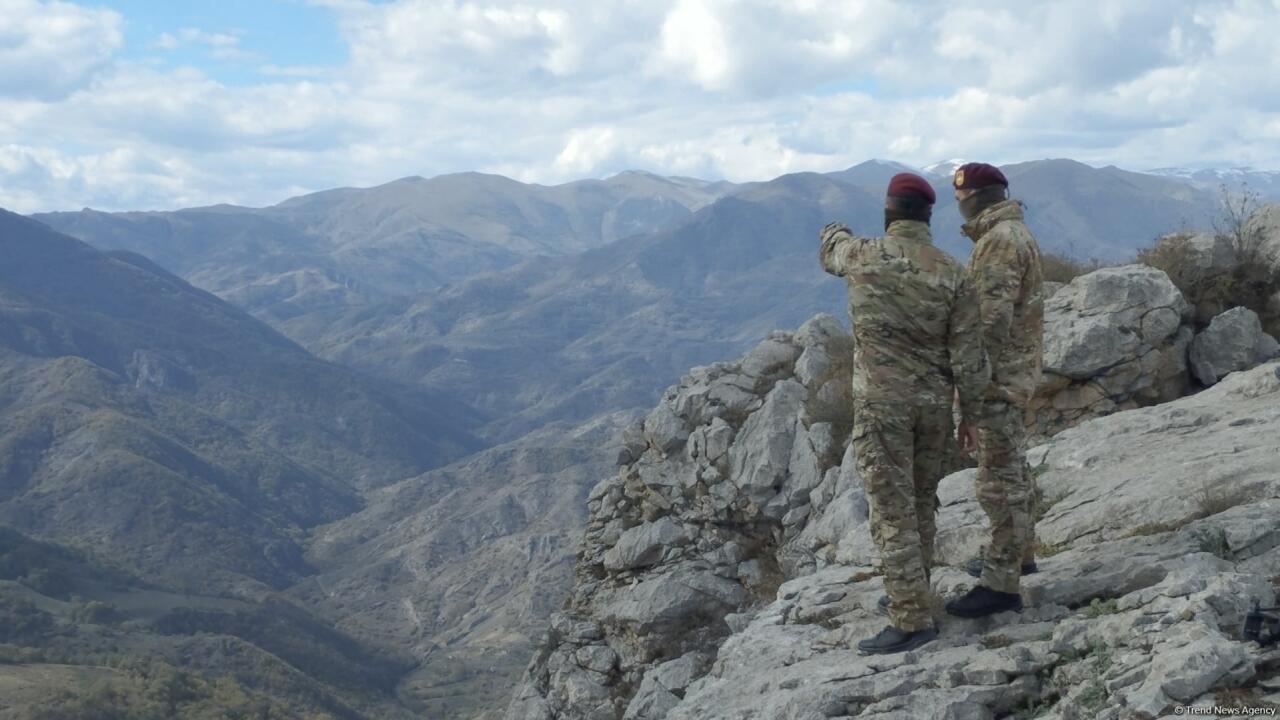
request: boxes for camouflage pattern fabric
[975,400,1034,594]
[963,199,1045,593]
[820,219,992,631]
[820,220,990,421]
[962,200,1045,407]
[851,398,951,630]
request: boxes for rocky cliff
[507,267,1280,719]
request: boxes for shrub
[1041,252,1104,284]
[70,600,121,625]
[1083,598,1119,618]
[1137,185,1277,328]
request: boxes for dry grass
[1125,519,1188,538]
[1034,540,1069,557]
[981,634,1013,649]
[1041,252,1106,284]
[1194,478,1256,519]
[1214,687,1280,711]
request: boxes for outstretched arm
[819,222,856,276]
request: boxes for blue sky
[2,0,1279,213]
[105,0,346,85]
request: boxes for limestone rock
[1242,203,1280,336]
[1042,265,1188,379]
[740,336,801,378]
[508,303,1279,720]
[643,404,689,455]
[1189,307,1280,386]
[1031,265,1193,439]
[728,380,807,507]
[603,518,688,571]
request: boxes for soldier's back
[837,220,968,407]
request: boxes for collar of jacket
[886,219,933,244]
[962,199,1025,241]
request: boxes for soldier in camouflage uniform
[820,173,991,654]
[945,163,1045,619]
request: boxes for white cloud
[656,0,732,90]
[1,0,1280,212]
[0,0,122,101]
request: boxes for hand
[957,421,979,458]
[820,221,849,241]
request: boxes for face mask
[959,185,1007,221]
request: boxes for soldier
[820,173,990,654]
[945,162,1045,619]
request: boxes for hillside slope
[0,210,479,590]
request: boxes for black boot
[876,594,890,616]
[946,585,1023,618]
[857,624,938,655]
[964,557,1039,578]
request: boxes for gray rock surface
[1189,307,1280,386]
[1030,265,1193,439]
[507,309,1280,719]
[1242,203,1280,337]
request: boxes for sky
[1,0,1279,213]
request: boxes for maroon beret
[953,162,1008,190]
[886,172,936,204]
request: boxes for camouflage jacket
[819,219,991,422]
[962,200,1045,407]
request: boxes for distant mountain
[300,160,1225,442]
[994,159,1218,260]
[1148,166,1280,201]
[810,159,1220,261]
[0,210,480,590]
[34,171,738,337]
[308,171,879,441]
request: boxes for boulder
[1030,265,1193,439]
[1042,265,1188,379]
[597,567,748,644]
[602,517,688,571]
[643,404,688,455]
[739,336,801,378]
[1242,203,1280,336]
[1189,306,1280,385]
[727,380,807,507]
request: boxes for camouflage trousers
[851,399,951,632]
[976,399,1036,595]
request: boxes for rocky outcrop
[509,290,1280,719]
[1189,307,1280,386]
[512,355,1280,719]
[1242,203,1280,337]
[506,316,855,720]
[1028,265,1194,440]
